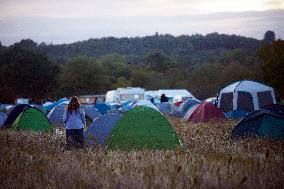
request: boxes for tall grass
[0,118,283,189]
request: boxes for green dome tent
[107,106,181,150]
[12,107,52,132]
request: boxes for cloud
[265,0,284,7]
[0,10,283,45]
[1,0,283,18]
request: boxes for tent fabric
[31,104,46,114]
[218,80,276,113]
[107,106,181,150]
[187,102,226,122]
[175,101,183,107]
[183,104,199,121]
[177,99,200,118]
[0,112,7,127]
[169,104,179,117]
[158,102,171,114]
[12,107,52,132]
[83,106,101,121]
[262,104,284,117]
[94,103,111,114]
[225,110,249,120]
[122,100,135,111]
[43,98,69,112]
[84,113,122,146]
[232,110,284,139]
[132,100,158,110]
[2,104,31,129]
[6,105,16,115]
[47,104,66,126]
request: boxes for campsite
[1,82,284,188]
[1,1,284,188]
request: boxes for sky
[0,0,284,45]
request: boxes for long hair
[67,96,80,113]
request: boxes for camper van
[117,87,145,104]
[105,90,119,103]
[105,87,145,104]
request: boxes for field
[0,118,284,189]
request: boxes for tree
[257,40,284,97]
[130,68,155,89]
[97,53,131,89]
[144,49,172,73]
[58,57,107,96]
[0,47,59,102]
[13,39,38,50]
[263,31,275,44]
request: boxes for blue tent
[0,112,7,127]
[47,104,66,126]
[122,100,135,111]
[43,98,68,112]
[94,103,111,114]
[84,113,122,146]
[158,102,171,114]
[83,105,101,121]
[232,110,284,140]
[225,110,249,120]
[2,104,31,128]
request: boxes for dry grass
[0,118,284,189]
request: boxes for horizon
[0,0,284,46]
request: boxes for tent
[43,98,69,112]
[262,104,284,117]
[107,106,181,150]
[6,105,15,115]
[205,97,217,105]
[183,104,200,121]
[232,110,284,139]
[176,99,200,117]
[158,102,171,114]
[83,105,101,121]
[2,104,31,129]
[132,100,158,110]
[47,104,66,126]
[218,80,276,113]
[0,112,7,127]
[157,89,197,103]
[31,104,46,113]
[186,102,226,122]
[225,110,249,120]
[84,113,122,146]
[94,103,111,114]
[12,107,52,132]
[122,100,135,111]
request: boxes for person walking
[63,96,86,149]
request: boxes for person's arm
[63,108,68,124]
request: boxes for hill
[10,33,260,64]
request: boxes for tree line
[0,31,283,103]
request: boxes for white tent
[218,80,276,113]
[132,100,158,110]
[158,89,196,101]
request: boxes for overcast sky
[0,0,284,45]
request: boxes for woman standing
[63,96,86,149]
